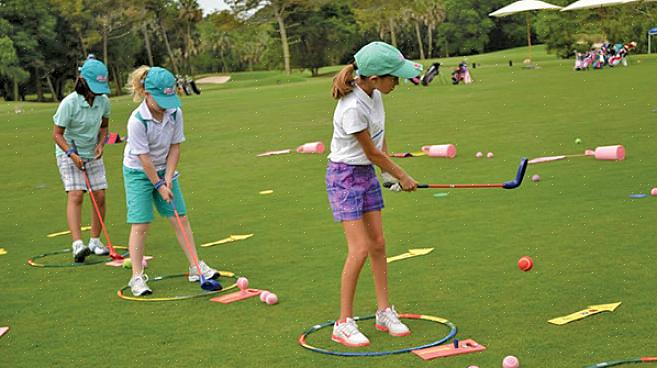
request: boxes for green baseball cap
[80,59,110,95]
[354,42,423,79]
[144,67,181,109]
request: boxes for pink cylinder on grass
[594,145,625,160]
[296,141,325,154]
[421,144,457,158]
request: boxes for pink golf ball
[475,152,483,158]
[487,152,494,158]
[502,355,520,368]
[265,293,278,305]
[468,366,480,368]
[651,188,657,196]
[532,174,540,182]
[236,277,248,291]
[259,290,271,302]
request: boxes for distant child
[123,65,220,296]
[52,58,111,262]
[327,41,421,347]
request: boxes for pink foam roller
[594,145,625,160]
[296,141,325,154]
[421,144,457,158]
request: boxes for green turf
[2,45,657,367]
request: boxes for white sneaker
[332,318,370,347]
[375,306,411,337]
[88,238,109,256]
[72,240,91,263]
[188,260,219,282]
[129,273,152,296]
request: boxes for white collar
[138,101,177,123]
[353,83,375,110]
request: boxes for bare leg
[339,219,372,321]
[363,211,389,311]
[167,215,199,268]
[67,191,84,242]
[89,189,106,238]
[129,223,149,277]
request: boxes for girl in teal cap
[326,42,421,347]
[122,65,220,296]
[52,58,112,263]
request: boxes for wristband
[66,147,78,157]
[154,179,165,190]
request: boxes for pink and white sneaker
[332,318,370,347]
[375,306,411,337]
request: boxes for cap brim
[391,60,423,79]
[152,93,181,110]
[86,79,111,95]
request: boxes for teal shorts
[123,166,187,224]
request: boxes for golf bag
[421,63,441,86]
[574,51,594,71]
[451,62,473,85]
[607,42,636,67]
[175,75,202,96]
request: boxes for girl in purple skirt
[326,41,421,347]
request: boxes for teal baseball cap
[80,59,110,95]
[144,67,181,109]
[354,41,423,79]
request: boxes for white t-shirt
[123,101,185,171]
[327,84,385,165]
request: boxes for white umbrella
[560,0,635,11]
[489,0,563,61]
[490,0,562,17]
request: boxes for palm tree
[178,0,203,74]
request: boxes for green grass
[2,46,657,367]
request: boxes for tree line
[1,0,655,102]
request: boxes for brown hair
[128,65,151,103]
[331,63,357,100]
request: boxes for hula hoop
[298,313,457,357]
[117,271,238,302]
[27,246,129,268]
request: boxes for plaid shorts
[56,156,107,192]
[326,161,384,222]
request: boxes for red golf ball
[518,256,533,272]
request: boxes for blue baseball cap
[144,67,181,109]
[80,59,110,95]
[354,42,423,79]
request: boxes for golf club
[170,200,222,292]
[385,157,528,192]
[71,141,123,261]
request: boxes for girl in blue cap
[327,42,421,347]
[52,58,112,262]
[123,65,220,296]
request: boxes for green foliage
[436,0,495,56]
[288,1,358,75]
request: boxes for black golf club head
[200,275,223,291]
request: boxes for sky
[197,0,230,15]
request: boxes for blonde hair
[331,63,356,100]
[128,65,151,102]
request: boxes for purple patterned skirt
[326,161,384,222]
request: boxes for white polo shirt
[123,101,185,171]
[327,84,385,166]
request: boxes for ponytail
[128,65,151,103]
[331,63,356,100]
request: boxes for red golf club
[71,140,123,261]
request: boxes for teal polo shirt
[53,92,111,159]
